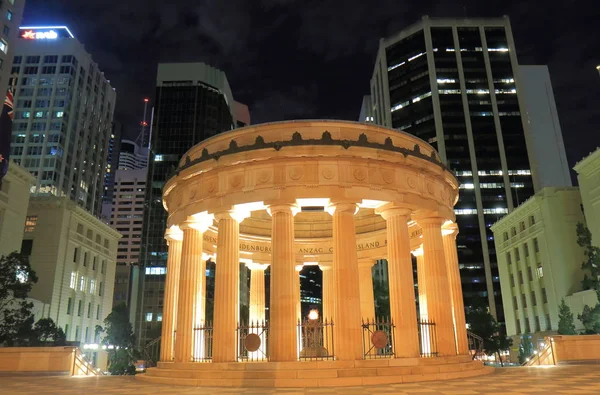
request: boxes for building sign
[19,26,74,40]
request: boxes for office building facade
[10,26,116,217]
[0,162,34,256]
[22,195,120,367]
[136,63,245,345]
[491,188,585,358]
[369,16,536,320]
[108,165,146,324]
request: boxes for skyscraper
[136,63,247,345]
[517,65,571,188]
[0,0,25,96]
[102,121,122,207]
[10,26,116,217]
[368,16,536,320]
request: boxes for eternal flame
[138,120,492,388]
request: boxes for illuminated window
[437,78,456,84]
[412,91,432,103]
[89,279,96,294]
[6,11,12,21]
[24,215,37,232]
[439,89,461,94]
[454,208,477,215]
[0,38,7,54]
[69,272,76,289]
[54,111,64,118]
[391,100,409,112]
[537,266,543,279]
[145,313,153,322]
[79,276,85,292]
[145,267,166,275]
[157,314,163,322]
[154,154,163,162]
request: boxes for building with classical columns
[137,120,491,387]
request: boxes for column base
[138,356,492,387]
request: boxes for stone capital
[215,209,248,223]
[267,203,300,217]
[246,262,269,271]
[325,201,359,216]
[417,216,447,227]
[180,212,214,233]
[357,257,376,268]
[377,206,412,221]
[164,225,183,242]
[411,246,424,257]
[442,221,459,238]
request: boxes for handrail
[72,348,101,376]
[467,330,484,360]
[523,338,554,366]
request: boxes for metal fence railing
[467,330,484,360]
[297,318,334,360]
[237,320,269,362]
[193,322,213,362]
[418,319,438,357]
[362,317,395,359]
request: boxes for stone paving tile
[2,365,600,394]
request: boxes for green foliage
[466,298,512,366]
[557,299,577,335]
[373,280,389,319]
[575,223,600,333]
[96,304,139,375]
[576,223,600,291]
[518,334,534,364]
[0,253,38,346]
[32,318,66,345]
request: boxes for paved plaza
[2,365,600,394]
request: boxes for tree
[578,289,600,334]
[32,318,66,346]
[373,280,389,319]
[466,298,512,366]
[576,223,600,291]
[96,304,139,375]
[575,223,600,333]
[518,334,534,364]
[557,299,577,335]
[0,252,38,346]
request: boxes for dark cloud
[23,0,600,169]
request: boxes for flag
[0,86,14,186]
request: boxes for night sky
[24,0,600,180]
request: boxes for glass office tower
[369,16,536,321]
[136,63,246,345]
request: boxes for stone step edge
[136,366,494,388]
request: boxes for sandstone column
[442,225,469,355]
[420,216,456,356]
[295,265,302,322]
[414,250,427,319]
[320,263,335,356]
[159,227,183,362]
[380,208,420,358]
[357,258,376,321]
[174,222,203,362]
[212,211,245,362]
[320,263,335,322]
[247,262,268,359]
[269,204,298,362]
[248,263,268,323]
[328,202,362,361]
